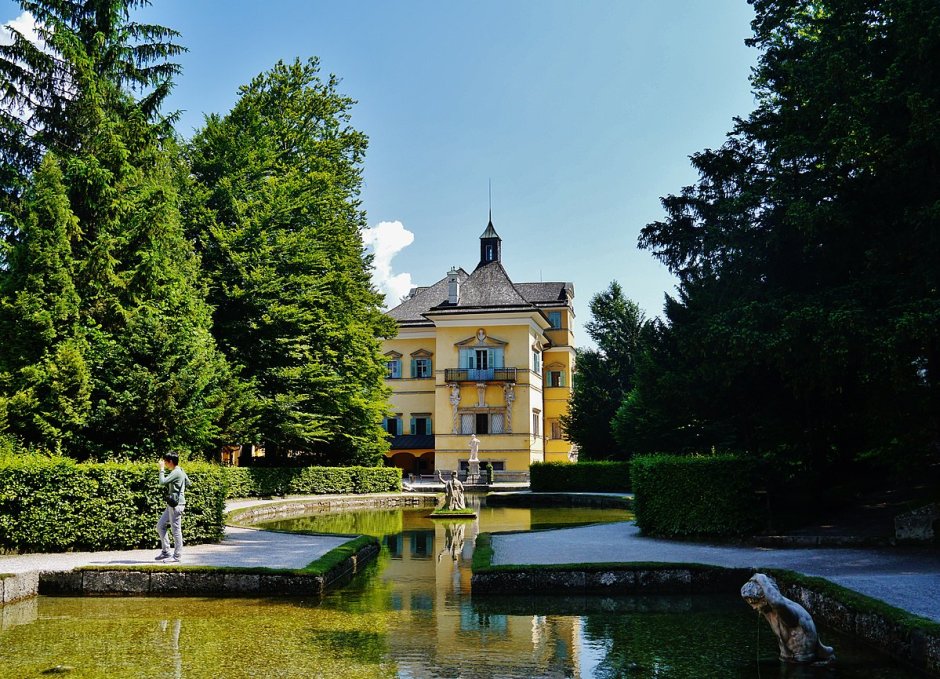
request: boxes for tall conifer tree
[0,1,231,459]
[0,154,90,450]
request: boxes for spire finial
[488,179,492,224]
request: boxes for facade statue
[449,383,461,434]
[437,470,466,510]
[741,573,835,664]
[503,383,514,432]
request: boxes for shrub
[0,455,227,553]
[223,466,401,498]
[530,461,631,492]
[630,454,767,538]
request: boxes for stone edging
[37,539,381,598]
[1,572,39,605]
[774,573,940,677]
[227,493,438,525]
[472,563,750,595]
[484,492,633,509]
[471,562,940,677]
[752,535,891,548]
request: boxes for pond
[0,498,921,678]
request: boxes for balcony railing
[444,367,517,383]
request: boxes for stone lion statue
[741,573,835,664]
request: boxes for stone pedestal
[468,460,480,483]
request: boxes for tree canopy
[184,58,395,465]
[0,4,392,464]
[562,282,649,460]
[628,0,940,475]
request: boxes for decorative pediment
[545,361,565,371]
[410,348,433,358]
[455,329,508,348]
[384,350,403,359]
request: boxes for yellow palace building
[380,218,576,477]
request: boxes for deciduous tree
[184,58,395,465]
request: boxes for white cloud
[361,220,415,307]
[0,11,41,47]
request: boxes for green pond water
[0,500,920,678]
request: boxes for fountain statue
[437,471,466,510]
[741,573,835,664]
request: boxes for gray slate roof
[387,269,470,325]
[386,263,572,325]
[434,261,529,309]
[514,282,574,306]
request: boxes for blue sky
[2,1,758,344]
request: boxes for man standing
[156,453,190,563]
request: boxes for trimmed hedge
[223,466,401,499]
[530,461,631,492]
[0,455,227,553]
[630,454,767,538]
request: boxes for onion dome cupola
[479,214,501,266]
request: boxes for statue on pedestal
[468,434,481,480]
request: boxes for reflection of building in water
[379,509,583,677]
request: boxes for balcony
[444,367,517,383]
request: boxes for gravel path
[0,526,352,574]
[492,521,940,622]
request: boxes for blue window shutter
[410,417,415,434]
[410,359,416,378]
[493,348,504,368]
[560,371,566,387]
[428,417,433,434]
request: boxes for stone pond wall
[471,564,940,677]
[777,578,940,677]
[228,493,438,525]
[0,572,39,605]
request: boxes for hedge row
[224,466,401,499]
[0,455,227,553]
[630,454,767,538]
[529,461,631,492]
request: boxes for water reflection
[158,618,182,679]
[0,500,916,678]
